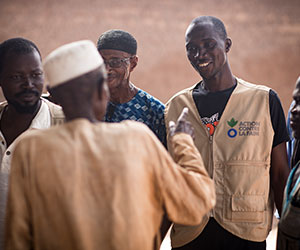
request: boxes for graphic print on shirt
[201,113,219,135]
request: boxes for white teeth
[199,62,209,67]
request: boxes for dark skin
[49,67,194,247]
[289,77,300,191]
[99,49,138,104]
[186,20,289,216]
[0,50,43,147]
[99,49,173,242]
[185,21,235,92]
[48,67,109,123]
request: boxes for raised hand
[169,107,195,139]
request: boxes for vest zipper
[208,133,214,217]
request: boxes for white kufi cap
[43,40,104,88]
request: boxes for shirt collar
[30,99,51,129]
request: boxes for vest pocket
[229,195,265,222]
[221,162,270,223]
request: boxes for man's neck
[63,109,99,124]
[0,99,41,147]
[109,81,138,104]
[202,64,236,92]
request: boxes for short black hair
[0,37,41,75]
[97,29,137,55]
[192,16,227,40]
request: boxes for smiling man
[165,16,290,250]
[0,38,64,249]
[96,30,166,146]
[4,40,215,250]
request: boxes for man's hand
[168,107,195,139]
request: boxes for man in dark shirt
[165,15,290,250]
[276,76,300,250]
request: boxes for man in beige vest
[0,38,64,250]
[4,40,215,250]
[165,15,290,250]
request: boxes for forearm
[163,133,215,225]
[171,133,207,174]
[272,172,288,216]
[271,142,290,216]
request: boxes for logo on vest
[227,118,238,138]
[227,118,260,138]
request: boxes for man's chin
[7,99,41,114]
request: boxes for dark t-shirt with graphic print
[192,81,289,147]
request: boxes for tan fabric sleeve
[155,132,215,225]
[5,141,32,250]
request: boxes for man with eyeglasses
[97,29,166,146]
[4,40,216,250]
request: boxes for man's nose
[22,76,34,88]
[291,104,300,114]
[194,47,206,58]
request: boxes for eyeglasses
[103,56,134,68]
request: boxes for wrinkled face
[99,49,136,90]
[185,22,230,80]
[290,79,300,139]
[0,50,43,113]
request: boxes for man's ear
[46,85,51,94]
[225,38,232,53]
[129,55,138,72]
[46,86,59,104]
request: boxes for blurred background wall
[0,0,299,114]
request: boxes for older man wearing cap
[97,29,166,146]
[4,40,215,250]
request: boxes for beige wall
[1,0,300,114]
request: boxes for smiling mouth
[198,62,210,68]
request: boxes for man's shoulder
[112,119,156,139]
[237,78,271,93]
[120,119,151,131]
[166,85,196,106]
[136,89,165,107]
[41,98,65,125]
[14,125,60,148]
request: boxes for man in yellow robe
[4,40,215,250]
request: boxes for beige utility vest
[165,79,275,247]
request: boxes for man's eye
[187,46,198,54]
[109,59,122,67]
[110,59,119,65]
[206,42,216,49]
[32,72,43,78]
[10,75,22,80]
[295,98,300,105]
